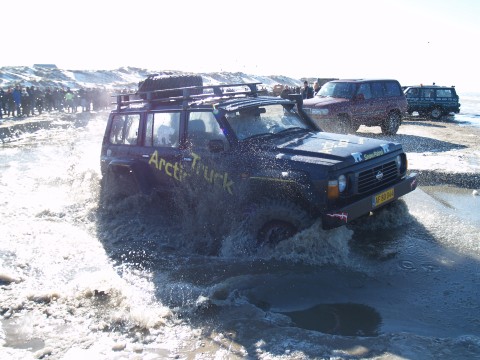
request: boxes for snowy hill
[0,66,305,92]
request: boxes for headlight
[338,174,347,192]
[311,108,329,116]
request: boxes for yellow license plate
[373,188,394,207]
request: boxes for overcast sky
[1,0,479,91]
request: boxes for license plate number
[373,188,394,207]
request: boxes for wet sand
[357,115,480,189]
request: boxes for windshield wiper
[243,132,276,141]
[274,127,309,136]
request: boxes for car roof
[404,85,456,89]
[328,79,401,83]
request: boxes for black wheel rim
[258,220,297,246]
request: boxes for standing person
[12,85,22,117]
[53,88,63,111]
[6,88,15,117]
[64,88,74,113]
[280,85,290,99]
[44,87,53,112]
[21,88,30,116]
[302,81,313,99]
[35,87,44,115]
[27,86,36,116]
[78,88,87,112]
[313,81,321,96]
[0,88,4,119]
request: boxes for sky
[1,0,479,92]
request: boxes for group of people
[1,81,324,120]
[279,81,321,99]
[302,80,321,99]
[0,85,113,119]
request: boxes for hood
[302,96,349,108]
[273,131,402,167]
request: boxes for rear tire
[245,199,314,247]
[430,107,443,120]
[381,111,401,135]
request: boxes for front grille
[357,161,398,194]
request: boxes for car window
[145,112,180,147]
[109,114,140,145]
[318,82,355,99]
[384,81,402,97]
[357,83,372,99]
[188,111,229,149]
[225,104,309,140]
[421,88,435,98]
[371,82,384,98]
[405,88,419,98]
[436,89,453,98]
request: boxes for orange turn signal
[328,180,339,199]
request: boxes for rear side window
[384,81,402,97]
[370,81,402,98]
[371,82,384,98]
[109,114,140,145]
[436,89,453,98]
[145,112,181,147]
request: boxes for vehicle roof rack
[113,82,267,110]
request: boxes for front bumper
[321,173,418,230]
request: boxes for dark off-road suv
[403,85,461,119]
[302,79,408,135]
[100,75,417,246]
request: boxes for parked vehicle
[302,79,408,135]
[403,85,461,119]
[100,75,417,247]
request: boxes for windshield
[225,104,311,141]
[317,82,356,99]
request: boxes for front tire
[430,107,443,120]
[381,111,401,135]
[338,114,359,134]
[245,199,314,247]
[100,167,139,202]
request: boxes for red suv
[302,79,408,135]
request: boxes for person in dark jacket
[27,86,36,115]
[44,88,54,112]
[21,88,30,116]
[0,88,5,119]
[35,88,44,114]
[12,85,22,117]
[302,81,314,99]
[6,88,15,117]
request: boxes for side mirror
[208,139,225,153]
